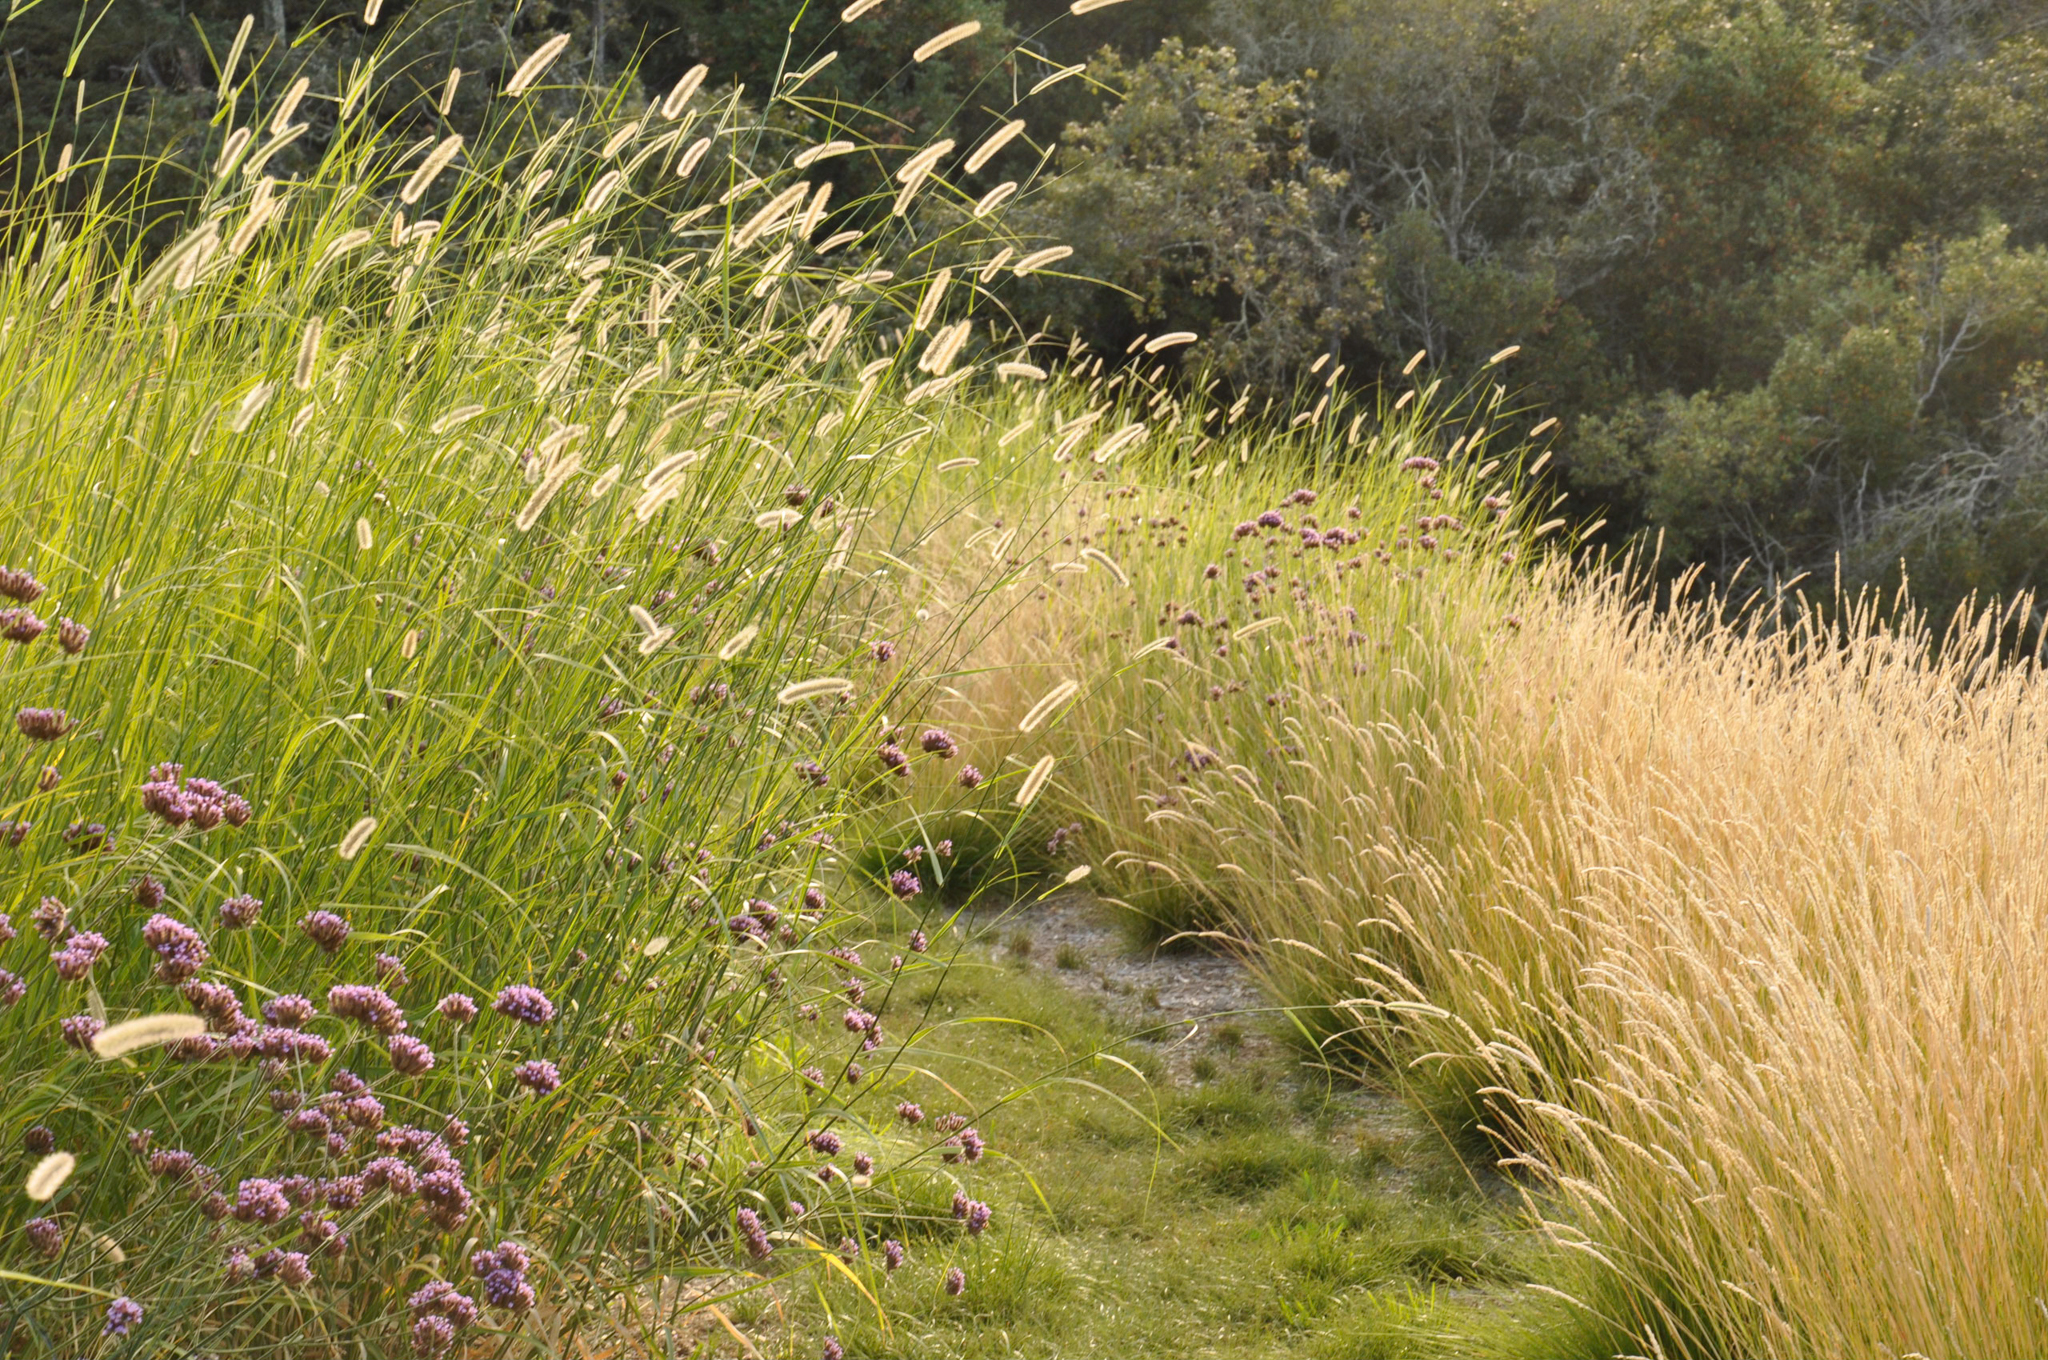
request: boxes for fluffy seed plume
[439,67,461,114]
[734,182,812,250]
[915,268,952,330]
[778,677,854,704]
[1063,865,1092,884]
[1078,546,1128,586]
[755,508,802,530]
[661,64,708,118]
[504,33,572,96]
[1235,617,1284,639]
[517,454,582,532]
[1013,246,1073,277]
[937,457,979,471]
[431,404,485,435]
[219,15,252,103]
[355,518,374,551]
[1487,344,1521,364]
[1020,679,1080,733]
[399,134,463,205]
[293,317,323,392]
[363,0,384,23]
[271,76,312,134]
[997,362,1046,381]
[337,816,378,860]
[965,119,1027,174]
[92,1014,208,1060]
[401,629,420,659]
[25,1152,75,1202]
[718,625,760,661]
[1531,417,1559,437]
[1016,755,1056,809]
[796,140,856,168]
[842,0,888,17]
[215,126,253,177]
[1145,331,1198,353]
[974,182,1018,218]
[629,604,675,656]
[229,382,277,434]
[1072,0,1134,10]
[915,21,980,60]
[590,464,623,498]
[895,139,956,185]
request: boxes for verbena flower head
[437,992,478,1022]
[896,1102,924,1125]
[103,1296,143,1336]
[298,910,351,952]
[329,984,406,1033]
[736,1207,772,1260]
[51,931,109,981]
[143,913,209,981]
[514,1059,561,1094]
[0,567,45,603]
[945,1266,966,1296]
[824,1338,844,1360]
[26,1216,62,1257]
[31,897,67,942]
[1,608,48,644]
[0,970,22,1008]
[219,893,262,929]
[264,994,316,1027]
[375,953,408,986]
[889,870,922,900]
[883,1239,905,1271]
[483,1267,536,1312]
[56,617,88,654]
[493,984,555,1025]
[809,1129,843,1156]
[389,1033,436,1075]
[957,765,983,789]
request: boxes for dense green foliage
[13,0,2048,612]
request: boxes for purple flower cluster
[103,1296,143,1337]
[794,759,829,787]
[15,707,68,741]
[32,896,67,941]
[0,567,43,602]
[25,1217,62,1257]
[492,984,555,1026]
[920,728,959,758]
[51,930,108,982]
[472,1240,537,1313]
[889,870,921,900]
[957,765,983,789]
[329,984,406,1033]
[407,1280,480,1356]
[143,913,209,982]
[513,1059,561,1094]
[298,910,351,953]
[436,992,477,1022]
[219,893,262,929]
[876,742,909,776]
[737,1207,772,1260]
[808,1129,843,1156]
[388,1033,436,1076]
[139,763,251,830]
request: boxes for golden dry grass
[1143,564,2048,1356]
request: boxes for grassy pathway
[721,902,1585,1359]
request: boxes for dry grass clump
[843,377,1542,934]
[1156,560,2048,1356]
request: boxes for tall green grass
[0,21,1096,1351]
